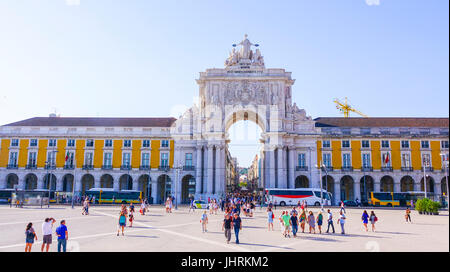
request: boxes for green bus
[85,188,142,204]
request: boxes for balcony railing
[159,165,170,171]
[44,165,56,170]
[7,164,18,169]
[120,165,132,170]
[381,166,393,172]
[296,166,308,171]
[401,167,413,172]
[423,166,433,172]
[183,165,195,171]
[102,165,113,170]
[63,165,74,170]
[361,166,373,172]
[322,166,333,172]
[82,164,94,170]
[25,164,37,170]
[139,165,151,170]
[341,166,353,172]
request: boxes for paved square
[0,205,448,252]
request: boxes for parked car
[343,200,359,207]
[193,200,208,209]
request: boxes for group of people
[25,217,68,252]
[268,205,381,236]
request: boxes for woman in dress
[299,210,307,233]
[117,209,127,236]
[25,222,37,252]
[362,210,369,232]
[369,211,377,232]
[308,211,316,234]
[316,211,323,234]
[267,208,274,231]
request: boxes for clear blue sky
[0,0,448,166]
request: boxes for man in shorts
[41,217,56,252]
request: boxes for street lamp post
[71,150,76,209]
[423,157,429,199]
[315,164,323,210]
[440,153,449,210]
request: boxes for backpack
[26,230,34,240]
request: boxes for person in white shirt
[41,217,56,252]
[326,209,335,233]
[337,211,346,235]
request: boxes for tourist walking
[140,200,146,215]
[201,211,208,233]
[326,209,335,233]
[299,210,306,233]
[267,208,274,231]
[362,210,369,232]
[25,223,37,252]
[307,211,316,234]
[369,211,377,232]
[405,207,412,223]
[222,214,232,244]
[189,198,195,213]
[316,211,323,234]
[232,213,242,244]
[41,218,56,252]
[340,201,346,214]
[290,211,299,237]
[128,206,134,227]
[282,211,291,238]
[338,210,346,234]
[117,209,127,236]
[55,220,68,252]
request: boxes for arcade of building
[0,36,448,205]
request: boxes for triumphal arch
[170,35,319,200]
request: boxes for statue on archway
[237,34,254,59]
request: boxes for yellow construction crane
[333,97,368,118]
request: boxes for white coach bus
[265,188,332,207]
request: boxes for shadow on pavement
[125,235,158,238]
[235,242,294,250]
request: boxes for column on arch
[277,146,286,188]
[195,145,203,195]
[206,144,214,195]
[268,146,276,188]
[215,145,224,196]
[288,146,295,189]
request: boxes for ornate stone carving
[223,80,266,106]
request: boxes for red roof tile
[314,117,449,128]
[2,117,177,127]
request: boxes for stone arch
[138,174,151,201]
[100,174,114,189]
[380,175,394,192]
[25,173,38,190]
[340,175,354,201]
[400,175,414,192]
[62,174,74,192]
[420,176,435,194]
[224,109,266,133]
[43,173,57,190]
[5,173,19,189]
[295,175,309,188]
[181,174,196,204]
[157,174,172,204]
[360,175,374,202]
[81,174,95,195]
[119,174,133,190]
